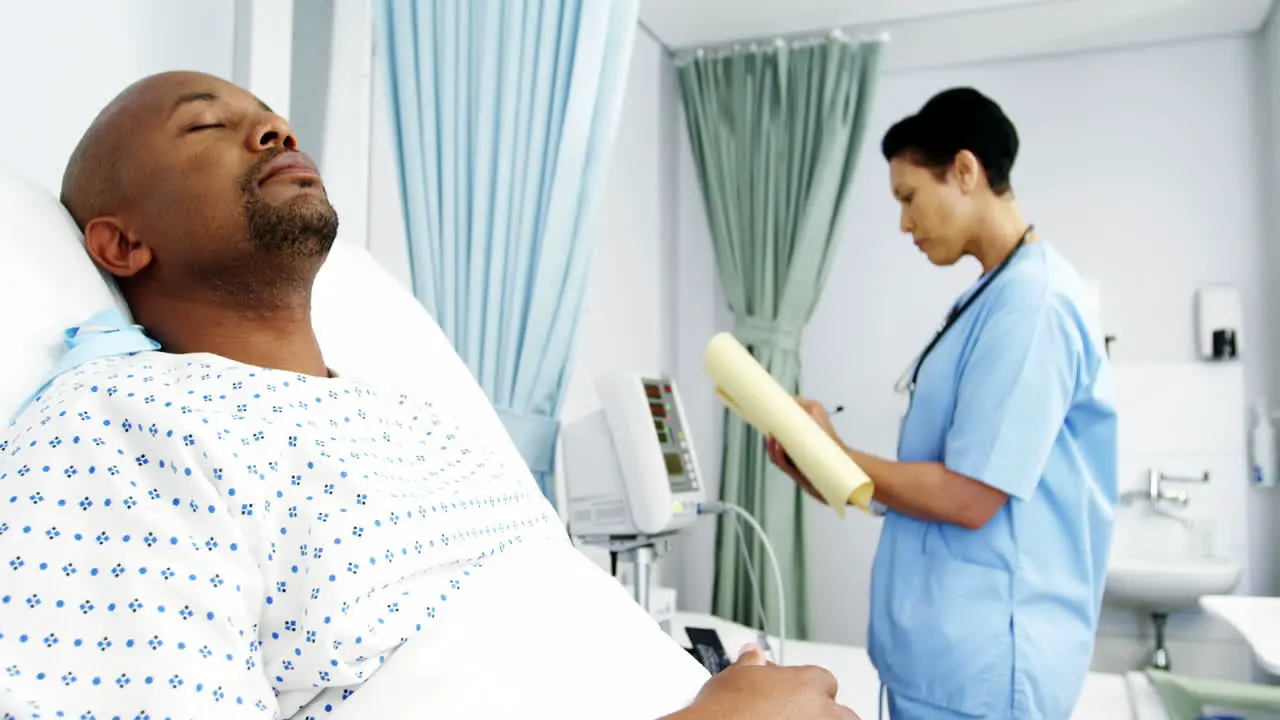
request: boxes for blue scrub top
[867,241,1118,720]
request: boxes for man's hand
[668,644,859,719]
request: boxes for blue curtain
[376,0,639,502]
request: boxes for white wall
[231,0,293,119]
[672,34,1276,678]
[290,0,373,251]
[289,0,336,159]
[367,41,412,281]
[0,0,364,247]
[0,1,236,194]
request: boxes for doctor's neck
[967,196,1032,274]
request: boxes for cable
[731,513,774,659]
[698,500,786,666]
[720,501,786,666]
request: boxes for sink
[1103,507,1242,613]
[1105,556,1242,613]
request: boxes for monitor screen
[663,451,684,476]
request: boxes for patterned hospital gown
[0,351,564,719]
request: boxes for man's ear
[83,217,152,278]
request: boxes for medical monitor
[563,373,705,538]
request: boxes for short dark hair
[880,87,1019,195]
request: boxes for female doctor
[767,87,1118,720]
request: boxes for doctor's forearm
[846,450,952,523]
[844,448,1007,529]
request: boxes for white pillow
[0,166,130,421]
[312,242,522,469]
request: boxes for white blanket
[0,351,707,719]
[330,539,710,720]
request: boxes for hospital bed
[667,611,1170,720]
[0,165,1185,720]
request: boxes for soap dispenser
[1249,400,1276,488]
[1195,285,1242,361]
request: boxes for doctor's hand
[670,645,859,720]
[795,396,839,441]
[765,435,824,503]
[765,397,841,502]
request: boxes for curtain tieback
[734,314,801,353]
[496,407,560,477]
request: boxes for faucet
[1119,469,1208,510]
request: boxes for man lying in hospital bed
[0,70,857,720]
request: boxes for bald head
[61,71,277,230]
[62,71,338,323]
[59,76,146,230]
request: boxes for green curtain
[676,35,883,639]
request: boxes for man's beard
[200,156,341,313]
[239,165,340,259]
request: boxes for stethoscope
[891,225,1034,397]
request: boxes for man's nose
[247,115,298,152]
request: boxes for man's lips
[259,152,321,185]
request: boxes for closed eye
[186,123,225,133]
